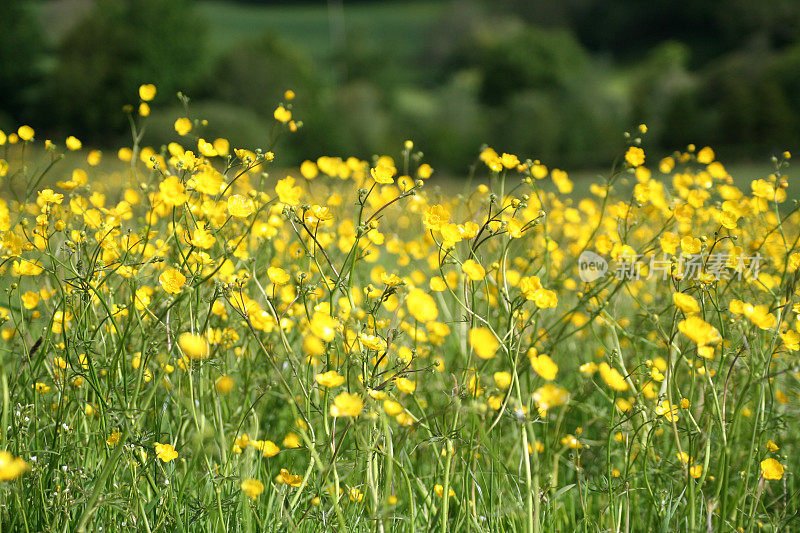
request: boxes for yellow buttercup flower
[383,400,403,416]
[533,288,558,309]
[310,311,338,342]
[440,223,463,248]
[381,272,402,286]
[434,484,455,498]
[719,209,738,229]
[227,194,255,218]
[213,138,229,156]
[430,277,448,292]
[760,458,785,480]
[598,363,628,391]
[418,163,433,179]
[507,218,523,238]
[138,84,157,101]
[274,106,292,123]
[406,288,438,323]
[37,189,63,205]
[780,330,798,351]
[751,179,777,200]
[159,175,188,206]
[17,125,34,141]
[615,398,633,412]
[625,146,645,167]
[423,204,450,231]
[174,117,192,136]
[494,371,512,390]
[348,486,364,502]
[283,433,301,449]
[680,236,702,255]
[330,392,364,418]
[655,401,679,422]
[154,442,178,462]
[551,169,573,193]
[678,316,721,347]
[197,138,217,157]
[395,377,416,393]
[159,268,186,294]
[13,259,44,276]
[178,332,209,359]
[500,152,519,168]
[267,267,291,285]
[469,327,499,359]
[0,451,28,481]
[530,353,558,381]
[696,146,714,163]
[316,370,345,388]
[241,478,264,499]
[65,136,82,151]
[672,292,700,314]
[215,375,235,394]
[462,259,486,281]
[278,468,303,487]
[371,164,396,184]
[300,160,318,179]
[252,440,280,457]
[561,434,582,449]
[359,333,386,351]
[532,383,569,414]
[275,176,303,205]
[106,430,121,446]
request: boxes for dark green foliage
[431,21,625,167]
[10,0,800,171]
[47,0,208,140]
[647,43,800,158]
[205,33,318,118]
[140,101,271,153]
[502,0,800,65]
[0,0,45,125]
[473,26,591,107]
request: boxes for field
[1,87,800,532]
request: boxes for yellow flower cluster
[1,89,797,531]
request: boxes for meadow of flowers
[1,86,798,531]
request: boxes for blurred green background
[3,0,800,173]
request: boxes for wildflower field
[1,86,799,532]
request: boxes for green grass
[566,160,800,202]
[197,0,445,61]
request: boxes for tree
[47,0,208,139]
[0,0,45,123]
